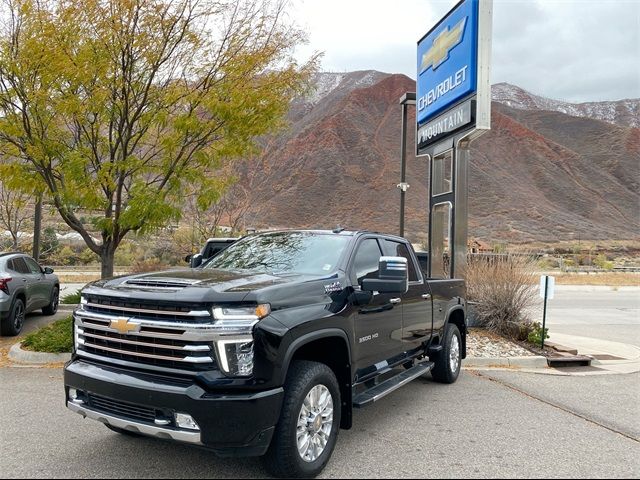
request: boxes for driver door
[350,237,404,381]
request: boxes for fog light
[175,413,200,431]
[68,388,83,404]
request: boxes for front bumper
[64,360,284,457]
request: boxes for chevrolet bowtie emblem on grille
[110,317,140,334]
[420,17,467,73]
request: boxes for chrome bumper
[67,400,202,445]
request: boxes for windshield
[203,232,350,275]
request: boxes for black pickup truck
[64,229,466,478]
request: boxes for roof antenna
[333,225,345,233]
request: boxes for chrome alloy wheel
[296,384,334,463]
[449,334,460,373]
[14,301,25,331]
[52,289,59,313]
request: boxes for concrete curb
[8,343,71,364]
[463,355,548,369]
[57,304,78,312]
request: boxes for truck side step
[353,362,434,408]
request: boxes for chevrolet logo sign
[109,317,140,334]
[420,17,467,73]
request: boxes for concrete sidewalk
[548,332,640,375]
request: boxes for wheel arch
[444,306,467,359]
[282,329,353,429]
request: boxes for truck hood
[82,268,341,306]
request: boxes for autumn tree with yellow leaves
[0,0,316,277]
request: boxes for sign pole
[398,93,415,237]
[541,275,548,349]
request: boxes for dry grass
[56,274,102,283]
[465,254,539,339]
[553,272,639,286]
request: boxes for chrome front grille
[83,295,212,323]
[74,306,221,375]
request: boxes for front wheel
[431,323,462,384]
[263,361,341,479]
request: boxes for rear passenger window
[351,239,382,285]
[11,257,30,274]
[381,240,419,282]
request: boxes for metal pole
[397,93,415,238]
[32,195,42,261]
[541,275,548,349]
[399,102,407,237]
[452,140,470,279]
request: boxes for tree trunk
[101,245,115,279]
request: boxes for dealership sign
[417,0,492,153]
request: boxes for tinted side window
[24,257,42,274]
[381,239,419,282]
[351,239,382,285]
[12,257,30,274]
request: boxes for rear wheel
[431,323,462,384]
[1,298,25,336]
[263,360,341,479]
[42,287,59,315]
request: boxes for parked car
[184,237,239,268]
[0,252,60,336]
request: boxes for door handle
[390,298,401,304]
[421,294,431,300]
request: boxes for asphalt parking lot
[1,367,638,478]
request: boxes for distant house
[468,238,492,253]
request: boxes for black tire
[431,323,462,384]
[1,298,26,337]
[104,424,143,437]
[263,361,341,479]
[42,286,59,316]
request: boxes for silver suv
[0,252,60,336]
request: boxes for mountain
[239,72,640,245]
[491,83,640,128]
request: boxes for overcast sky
[291,0,640,103]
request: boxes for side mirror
[43,267,54,274]
[361,256,408,294]
[184,254,193,263]
[190,253,203,268]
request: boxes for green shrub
[22,316,73,353]
[61,290,81,304]
[527,322,549,346]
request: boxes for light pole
[398,92,416,237]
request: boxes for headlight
[212,304,270,326]
[73,321,84,350]
[212,304,270,376]
[217,340,255,376]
